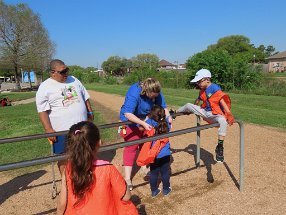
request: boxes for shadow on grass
[0,170,46,204]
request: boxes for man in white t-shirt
[36,59,94,174]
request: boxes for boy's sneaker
[215,145,224,162]
[151,188,161,198]
[163,187,172,196]
[169,109,176,120]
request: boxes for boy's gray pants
[177,103,228,136]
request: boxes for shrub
[102,75,117,85]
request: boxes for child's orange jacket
[136,128,169,166]
[199,89,231,117]
[64,160,138,215]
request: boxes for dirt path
[11,97,36,106]
[1,90,286,215]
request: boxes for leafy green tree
[131,53,159,71]
[102,56,128,76]
[208,35,252,56]
[186,48,262,90]
[207,35,267,63]
[186,49,233,89]
[0,1,54,89]
[265,45,278,57]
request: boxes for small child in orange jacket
[141,105,172,198]
[177,69,235,162]
[57,121,138,215]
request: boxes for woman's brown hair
[66,121,100,205]
[140,78,161,96]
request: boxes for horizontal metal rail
[0,112,186,145]
[0,123,219,172]
[0,114,244,191]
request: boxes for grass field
[85,83,286,130]
[0,99,116,171]
[0,92,36,101]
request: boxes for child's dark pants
[150,155,170,191]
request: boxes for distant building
[178,64,186,70]
[158,60,186,70]
[159,60,176,70]
[266,51,286,72]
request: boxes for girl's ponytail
[66,121,100,205]
[149,105,169,134]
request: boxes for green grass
[86,83,286,130]
[0,92,36,101]
[0,99,117,172]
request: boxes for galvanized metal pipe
[0,123,219,172]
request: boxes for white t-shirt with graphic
[36,76,90,131]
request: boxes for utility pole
[174,61,179,88]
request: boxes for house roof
[267,51,286,59]
[159,59,174,67]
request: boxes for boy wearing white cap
[177,69,235,162]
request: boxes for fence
[0,114,244,196]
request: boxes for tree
[208,35,252,55]
[186,48,262,90]
[102,56,128,76]
[131,53,159,71]
[265,45,278,57]
[186,49,234,89]
[207,35,267,63]
[0,1,55,89]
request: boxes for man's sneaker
[151,188,161,198]
[125,179,133,191]
[215,145,224,162]
[163,187,172,196]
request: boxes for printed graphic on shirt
[61,86,80,107]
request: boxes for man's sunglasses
[53,68,69,75]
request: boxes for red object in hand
[225,112,235,125]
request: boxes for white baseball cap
[190,69,212,83]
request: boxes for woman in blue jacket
[119,78,172,190]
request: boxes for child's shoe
[151,188,161,198]
[163,187,172,196]
[215,145,224,162]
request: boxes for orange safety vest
[64,160,138,215]
[199,89,231,117]
[136,129,169,166]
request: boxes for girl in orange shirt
[57,121,138,215]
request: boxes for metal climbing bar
[0,115,244,191]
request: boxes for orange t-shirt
[64,160,138,215]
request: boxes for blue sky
[5,0,286,68]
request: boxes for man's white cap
[190,69,212,83]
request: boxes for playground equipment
[0,113,245,198]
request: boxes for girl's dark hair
[66,121,100,205]
[149,105,168,134]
